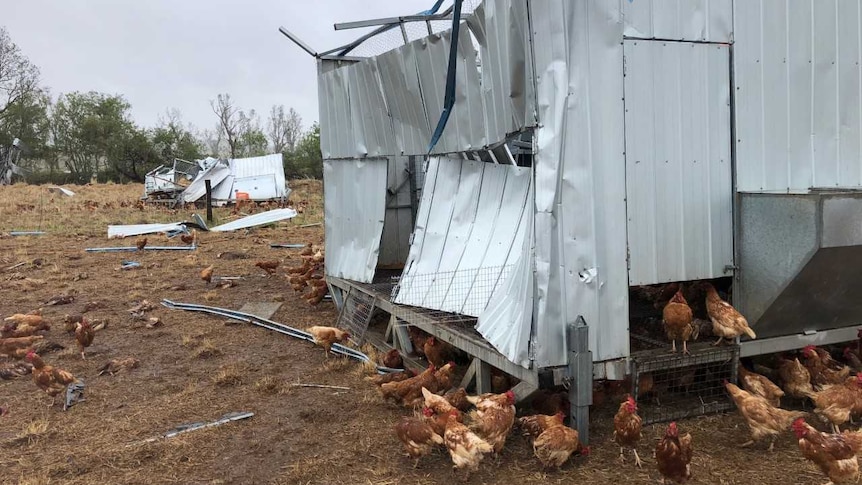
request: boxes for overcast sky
[4,0,433,133]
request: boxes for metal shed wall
[623,40,734,285]
[530,0,630,368]
[734,0,862,192]
[323,159,388,283]
[378,156,414,268]
[620,0,733,42]
[317,0,537,160]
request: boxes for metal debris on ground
[129,411,254,446]
[269,243,306,248]
[64,380,85,411]
[86,245,197,253]
[45,294,75,306]
[298,222,322,228]
[208,208,297,232]
[9,231,45,236]
[47,186,75,197]
[290,383,351,390]
[120,261,141,270]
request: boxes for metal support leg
[475,359,492,394]
[567,316,592,445]
[392,316,414,355]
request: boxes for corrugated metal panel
[395,157,532,318]
[378,156,413,268]
[476,181,534,369]
[734,0,862,192]
[415,28,487,154]
[347,59,396,157]
[317,2,539,159]
[619,0,733,42]
[377,45,432,156]
[531,0,630,367]
[323,159,388,283]
[317,62,354,159]
[472,0,535,144]
[623,40,734,285]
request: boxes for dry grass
[202,291,219,303]
[180,334,196,348]
[254,375,281,394]
[15,418,51,445]
[192,339,221,359]
[213,364,243,387]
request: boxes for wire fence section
[393,264,514,318]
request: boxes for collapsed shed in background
[144,154,289,206]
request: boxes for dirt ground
[0,182,834,484]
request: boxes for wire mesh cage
[631,342,739,425]
[335,288,376,346]
[392,264,514,318]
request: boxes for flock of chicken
[720,340,862,485]
[660,282,756,355]
[0,309,101,408]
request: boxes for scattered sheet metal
[208,208,297,232]
[9,231,45,236]
[160,299,404,374]
[64,380,85,411]
[107,223,186,239]
[130,411,254,446]
[85,246,197,253]
[120,261,141,270]
[47,186,75,197]
[270,243,306,248]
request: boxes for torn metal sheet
[85,246,197,253]
[120,261,141,270]
[47,186,75,197]
[208,208,297,232]
[107,223,186,239]
[131,411,254,446]
[181,160,231,203]
[9,231,45,236]
[270,243,306,248]
[64,380,85,411]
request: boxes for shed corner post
[567,315,592,445]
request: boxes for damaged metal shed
[144,154,289,206]
[287,0,862,431]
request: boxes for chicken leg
[682,340,690,356]
[670,340,677,353]
[712,336,725,346]
[632,448,642,467]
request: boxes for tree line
[0,27,322,184]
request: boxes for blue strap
[427,0,463,153]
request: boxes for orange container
[236,192,250,200]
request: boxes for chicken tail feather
[743,326,756,339]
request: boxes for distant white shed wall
[734,0,862,192]
[323,159,388,283]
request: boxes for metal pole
[205,180,213,222]
[567,316,592,445]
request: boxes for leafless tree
[210,93,240,158]
[200,128,224,158]
[267,105,303,153]
[0,27,40,122]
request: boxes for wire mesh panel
[335,288,376,346]
[393,265,514,317]
[631,343,739,425]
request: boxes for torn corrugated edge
[209,208,297,232]
[107,223,186,239]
